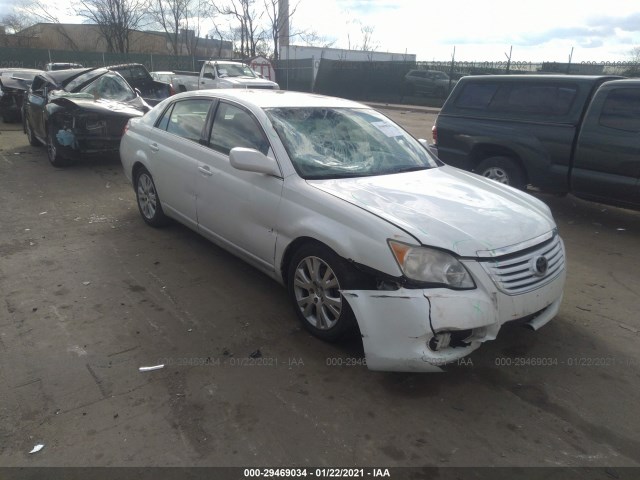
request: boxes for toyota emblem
[531,255,549,277]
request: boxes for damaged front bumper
[342,267,565,372]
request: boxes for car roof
[0,68,44,75]
[108,63,145,69]
[457,74,623,84]
[41,67,99,84]
[601,78,640,87]
[171,89,367,109]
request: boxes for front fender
[274,176,414,284]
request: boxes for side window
[209,102,270,155]
[160,99,212,142]
[599,88,640,133]
[156,103,175,131]
[495,85,577,116]
[31,76,46,95]
[455,83,498,109]
[203,64,215,79]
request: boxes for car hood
[220,77,278,88]
[0,77,31,92]
[307,165,555,257]
[49,92,148,115]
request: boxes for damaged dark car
[0,68,42,123]
[23,67,149,167]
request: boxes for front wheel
[287,243,358,342]
[475,156,526,190]
[46,126,70,167]
[135,167,169,227]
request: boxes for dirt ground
[0,107,639,473]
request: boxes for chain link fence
[0,46,199,71]
[3,46,638,106]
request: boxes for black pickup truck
[432,75,640,210]
[108,63,174,106]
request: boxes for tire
[46,125,70,167]
[134,167,169,227]
[287,243,358,342]
[25,117,41,146]
[475,156,526,190]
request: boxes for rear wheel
[287,243,358,342]
[475,156,526,190]
[135,167,169,227]
[46,125,70,167]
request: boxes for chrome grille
[481,235,565,295]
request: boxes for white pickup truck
[198,60,279,90]
[150,71,200,92]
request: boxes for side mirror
[229,147,280,176]
[203,72,214,80]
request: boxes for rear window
[455,82,578,116]
[599,88,640,133]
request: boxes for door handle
[198,166,213,176]
[149,143,159,152]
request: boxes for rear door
[572,84,640,206]
[144,97,215,227]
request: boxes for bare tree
[625,46,640,77]
[213,0,264,58]
[151,0,204,55]
[1,13,31,34]
[262,0,299,60]
[295,29,335,49]
[75,0,151,53]
[11,0,81,50]
[208,20,234,57]
[358,23,377,52]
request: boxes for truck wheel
[475,156,526,190]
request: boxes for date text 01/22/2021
[243,468,391,477]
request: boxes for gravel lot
[1,107,639,472]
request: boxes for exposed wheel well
[131,162,146,186]
[280,237,325,286]
[280,237,378,290]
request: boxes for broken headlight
[388,240,475,289]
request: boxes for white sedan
[120,90,566,372]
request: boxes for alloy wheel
[137,173,157,220]
[293,256,343,330]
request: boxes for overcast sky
[3,0,639,62]
[292,0,640,62]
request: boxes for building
[16,23,232,58]
[279,45,416,90]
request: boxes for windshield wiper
[386,165,431,174]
